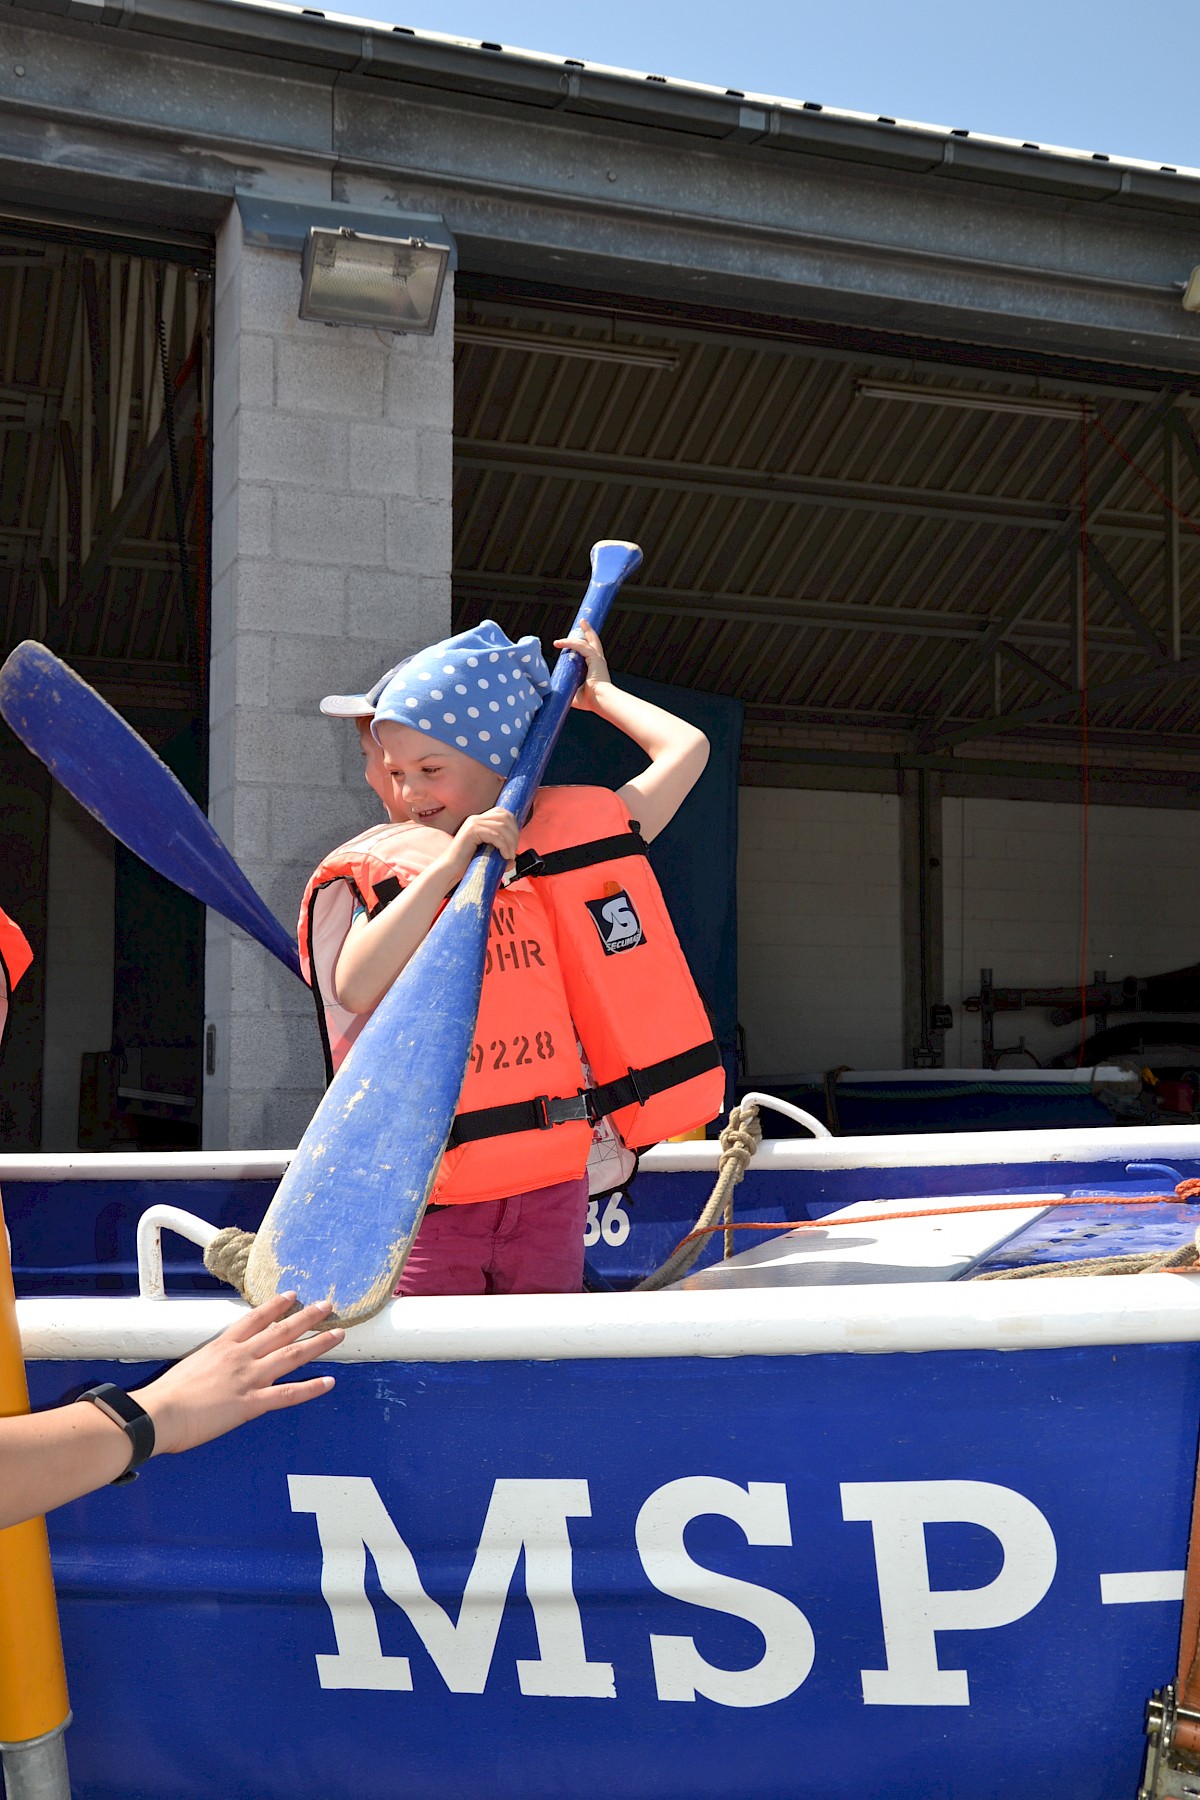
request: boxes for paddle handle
[496,539,643,830]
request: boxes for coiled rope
[634,1102,763,1291]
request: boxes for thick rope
[204,1226,256,1299]
[635,1103,763,1291]
[974,1236,1200,1278]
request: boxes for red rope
[1091,414,1200,539]
[670,1177,1200,1257]
[1077,406,1091,1065]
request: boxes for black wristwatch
[75,1383,156,1484]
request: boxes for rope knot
[203,1226,257,1300]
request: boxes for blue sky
[351,0,1200,170]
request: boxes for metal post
[901,768,945,1068]
[1,1722,72,1800]
[1166,416,1182,662]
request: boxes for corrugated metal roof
[452,299,1200,751]
[0,230,209,712]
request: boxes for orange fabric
[298,786,723,1205]
[528,788,724,1148]
[0,906,32,1050]
[0,907,32,996]
[0,1189,70,1742]
[299,822,447,1078]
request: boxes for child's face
[375,721,505,835]
[357,717,406,822]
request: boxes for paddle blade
[243,850,496,1319]
[0,641,300,977]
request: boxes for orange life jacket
[298,787,724,1206]
[0,905,32,1056]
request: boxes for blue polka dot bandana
[371,621,551,770]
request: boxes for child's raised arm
[553,623,709,841]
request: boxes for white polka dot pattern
[370,618,550,769]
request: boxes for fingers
[253,1327,345,1385]
[260,1374,337,1411]
[225,1289,298,1342]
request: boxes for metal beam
[68,357,199,612]
[996,641,1071,696]
[917,391,1177,737]
[934,651,1200,751]
[455,567,1200,658]
[1166,415,1182,661]
[1084,539,1166,666]
[454,439,1169,541]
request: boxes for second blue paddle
[243,540,643,1324]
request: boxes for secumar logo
[585,891,645,954]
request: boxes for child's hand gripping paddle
[243,540,643,1325]
[0,642,301,978]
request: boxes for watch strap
[75,1383,156,1484]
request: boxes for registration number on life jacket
[468,1032,556,1073]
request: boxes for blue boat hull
[29,1335,1197,1800]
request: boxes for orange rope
[670,1177,1200,1257]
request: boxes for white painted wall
[944,796,1200,1068]
[737,787,903,1077]
[40,787,114,1150]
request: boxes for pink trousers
[397,1173,589,1297]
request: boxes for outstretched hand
[133,1293,344,1456]
[554,621,612,712]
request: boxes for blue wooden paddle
[243,539,643,1324]
[0,640,301,978]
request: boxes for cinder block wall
[206,205,453,1148]
[944,797,1200,1068]
[737,787,903,1076]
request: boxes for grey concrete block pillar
[205,201,453,1148]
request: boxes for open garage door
[0,223,212,1149]
[452,281,1200,1097]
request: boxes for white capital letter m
[289,1474,615,1698]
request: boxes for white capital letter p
[841,1478,1057,1707]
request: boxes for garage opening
[452,278,1200,1116]
[0,222,212,1151]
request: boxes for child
[299,618,721,1297]
[318,658,411,824]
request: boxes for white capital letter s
[636,1477,815,1708]
[841,1478,1057,1707]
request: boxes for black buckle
[508,849,544,884]
[533,1092,591,1129]
[625,1064,649,1105]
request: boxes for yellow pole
[0,1186,71,1793]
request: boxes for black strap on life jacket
[444,1038,722,1150]
[506,822,649,886]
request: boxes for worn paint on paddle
[245,542,643,1327]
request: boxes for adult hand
[132,1293,344,1456]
